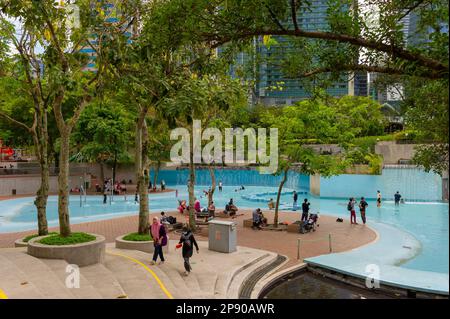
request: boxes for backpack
[336,218,343,222]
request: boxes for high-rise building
[80,1,133,72]
[246,0,368,106]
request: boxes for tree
[258,96,383,226]
[0,18,52,236]
[72,98,133,185]
[1,0,129,237]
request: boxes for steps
[0,243,280,299]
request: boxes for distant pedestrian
[348,197,357,224]
[177,226,199,276]
[359,197,368,225]
[301,199,310,222]
[149,217,167,265]
[218,181,223,192]
[268,198,275,210]
[293,191,298,210]
[161,180,166,191]
[394,191,402,206]
[376,190,382,207]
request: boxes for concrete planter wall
[14,238,28,247]
[115,235,169,254]
[27,233,105,267]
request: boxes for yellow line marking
[106,250,173,299]
[0,288,8,299]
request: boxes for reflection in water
[264,272,393,299]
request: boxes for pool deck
[305,221,449,295]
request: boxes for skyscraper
[249,0,368,106]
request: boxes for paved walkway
[0,208,377,270]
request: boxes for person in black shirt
[359,197,368,225]
[394,191,402,206]
[301,199,310,222]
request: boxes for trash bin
[208,220,237,253]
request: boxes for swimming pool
[0,168,448,278]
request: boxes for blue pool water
[0,168,448,276]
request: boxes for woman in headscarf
[177,226,199,276]
[150,216,168,265]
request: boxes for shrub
[38,232,96,245]
[122,232,152,241]
[23,232,58,242]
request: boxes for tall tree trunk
[208,165,216,206]
[58,131,71,237]
[188,136,196,230]
[136,108,150,235]
[274,167,289,227]
[33,111,49,236]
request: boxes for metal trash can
[208,220,237,253]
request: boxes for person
[394,191,402,206]
[161,180,166,191]
[150,216,168,265]
[218,181,223,192]
[376,190,382,207]
[178,200,187,214]
[301,199,310,222]
[259,210,268,227]
[103,182,109,204]
[148,180,152,191]
[359,197,368,225]
[149,217,168,265]
[293,191,298,210]
[268,198,275,210]
[252,208,262,230]
[226,198,238,216]
[348,197,357,224]
[208,201,215,217]
[95,183,102,193]
[240,185,245,190]
[177,226,199,276]
[194,198,201,213]
[160,211,169,225]
[134,191,138,203]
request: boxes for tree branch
[208,29,448,75]
[291,0,300,32]
[264,4,286,31]
[0,110,32,132]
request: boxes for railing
[297,233,332,260]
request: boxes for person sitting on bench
[225,198,238,216]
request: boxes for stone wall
[0,174,82,196]
[374,141,417,164]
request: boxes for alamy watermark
[56,1,81,29]
[365,264,380,289]
[65,264,80,289]
[169,120,279,174]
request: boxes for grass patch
[38,232,96,246]
[23,232,58,243]
[122,232,152,242]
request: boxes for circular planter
[14,238,29,247]
[27,233,105,267]
[115,235,169,254]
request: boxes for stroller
[299,213,319,234]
